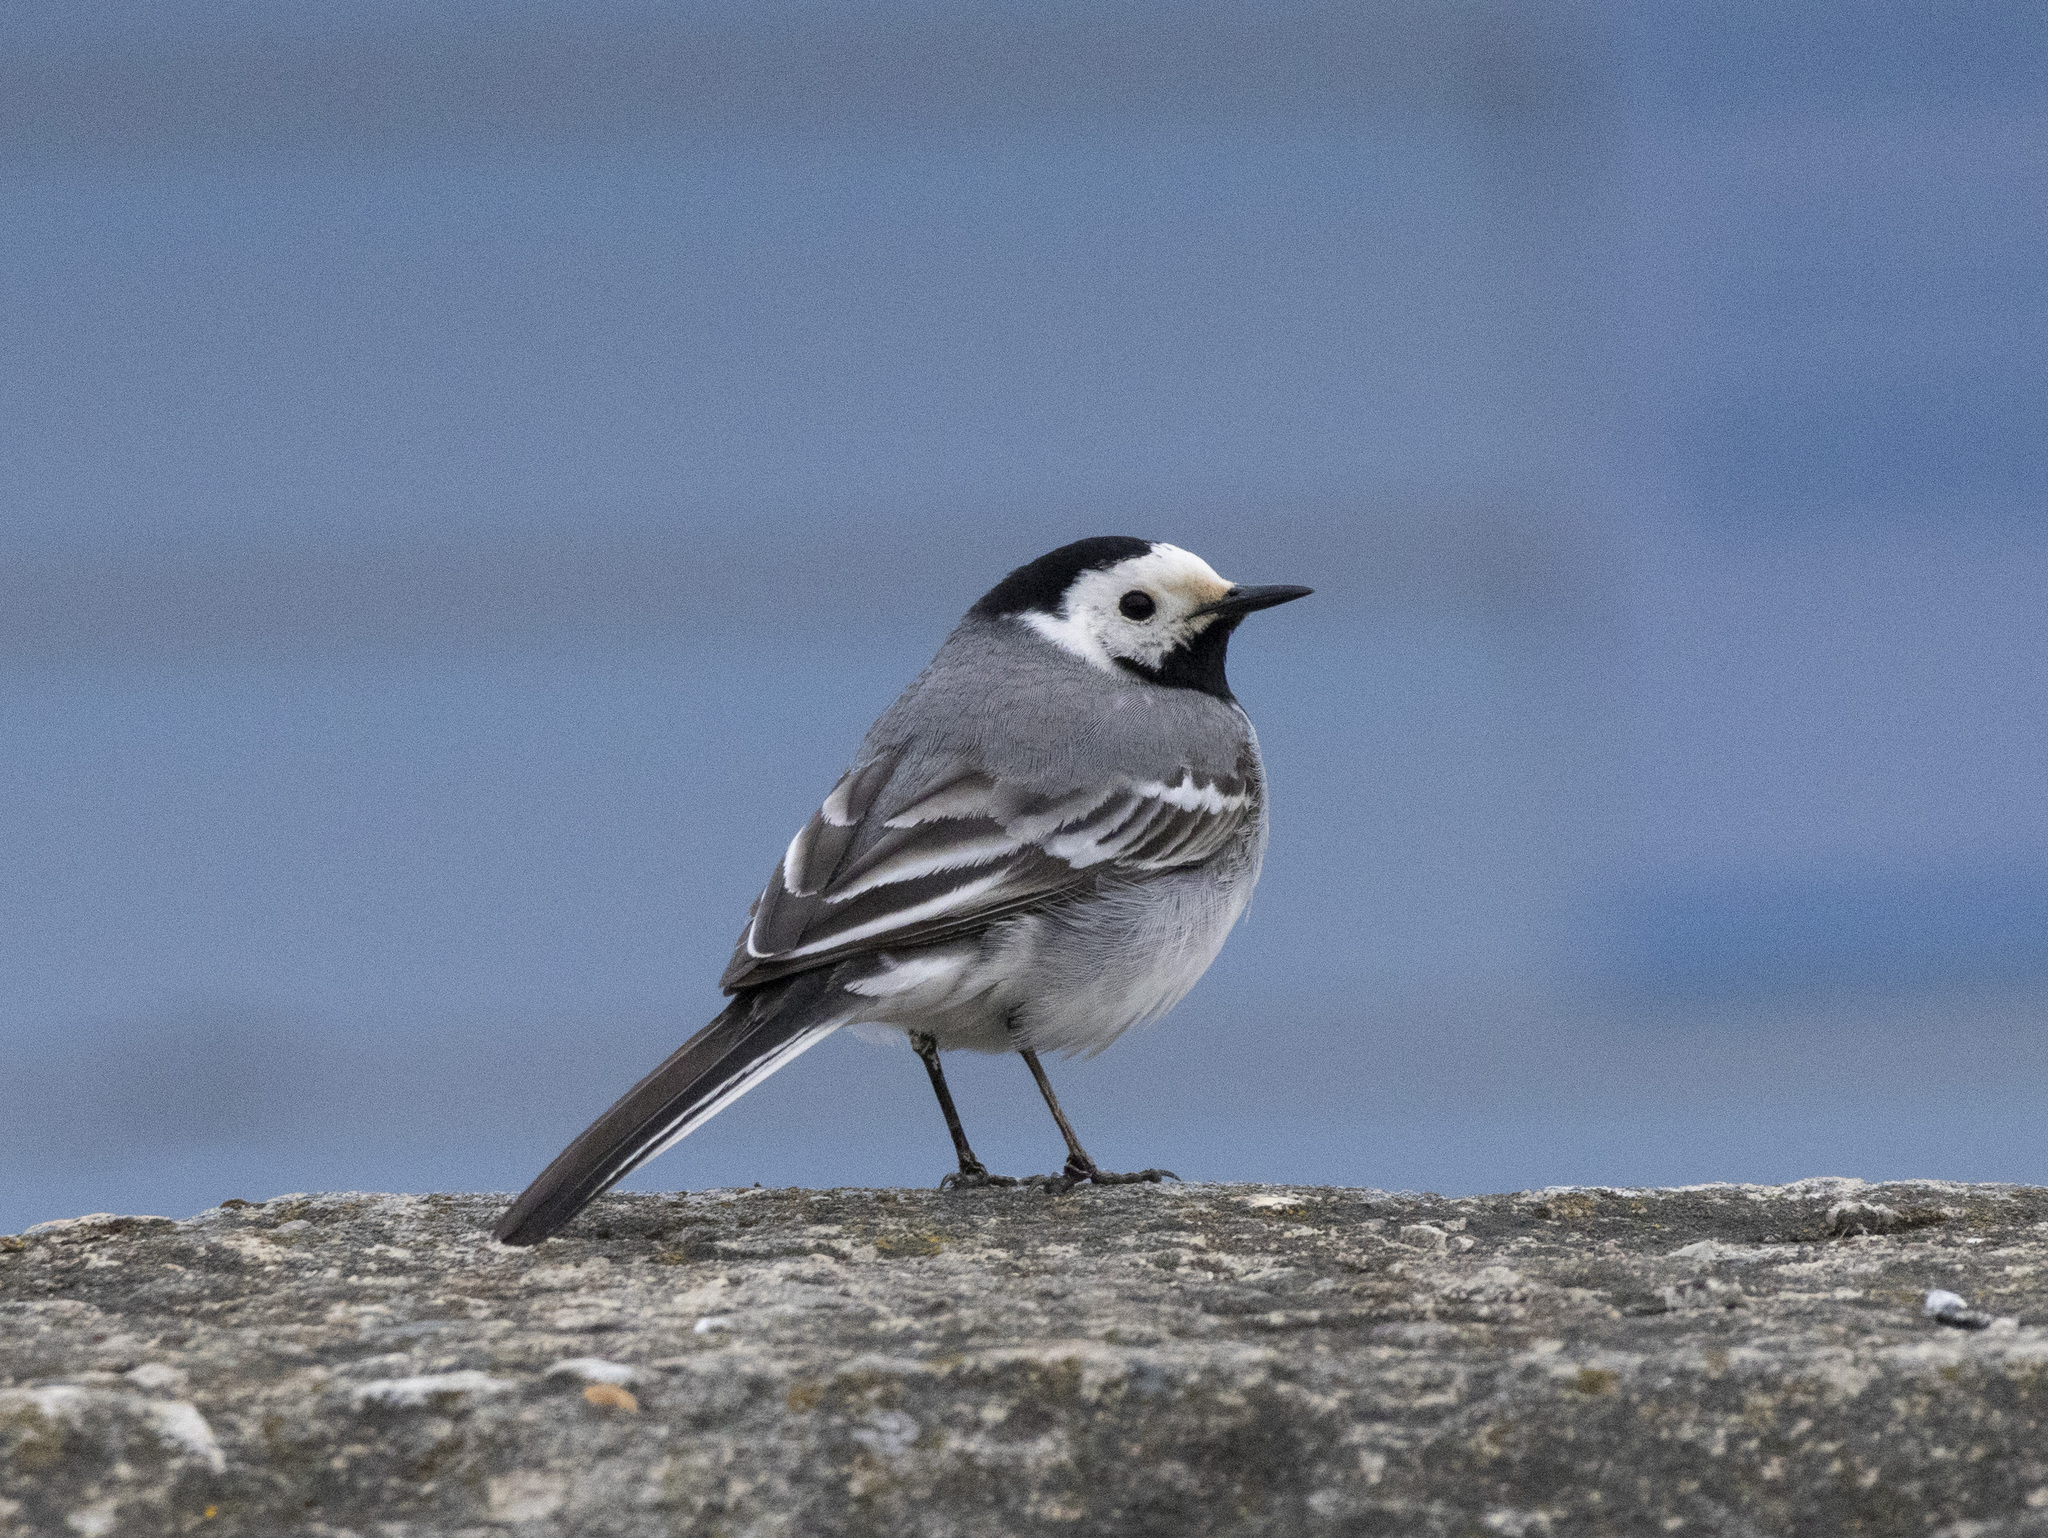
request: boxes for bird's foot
[939,1160,1020,1191]
[1086,1166,1179,1186]
[1038,1155,1179,1193]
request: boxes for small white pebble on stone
[546,1357,639,1385]
[693,1316,735,1335]
[143,1401,226,1472]
[1923,1289,1994,1329]
[63,1501,120,1536]
[351,1371,514,1409]
[851,1408,920,1458]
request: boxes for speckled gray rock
[5,1180,2048,1536]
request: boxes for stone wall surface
[4,1180,2048,1536]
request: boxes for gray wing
[719,746,1256,991]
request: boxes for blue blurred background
[6,1,2045,1231]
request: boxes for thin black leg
[911,1033,1017,1190]
[1018,1048,1177,1191]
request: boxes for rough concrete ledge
[5,1179,2048,1536]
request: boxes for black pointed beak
[1193,583,1314,620]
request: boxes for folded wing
[720,748,1254,991]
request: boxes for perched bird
[495,537,1309,1246]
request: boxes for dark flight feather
[493,970,844,1246]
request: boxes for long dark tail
[494,971,846,1246]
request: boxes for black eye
[1119,590,1156,621]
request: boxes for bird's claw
[1028,1158,1179,1193]
[941,1158,1178,1194]
[1087,1166,1179,1186]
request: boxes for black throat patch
[1115,614,1243,701]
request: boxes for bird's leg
[1017,1048,1177,1191]
[911,1032,1018,1190]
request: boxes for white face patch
[1020,543,1237,675]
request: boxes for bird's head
[970,536,1311,699]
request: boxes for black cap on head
[969,537,1154,619]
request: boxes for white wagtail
[495,537,1309,1245]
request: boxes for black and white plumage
[495,536,1309,1246]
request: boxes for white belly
[839,860,1257,1057]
